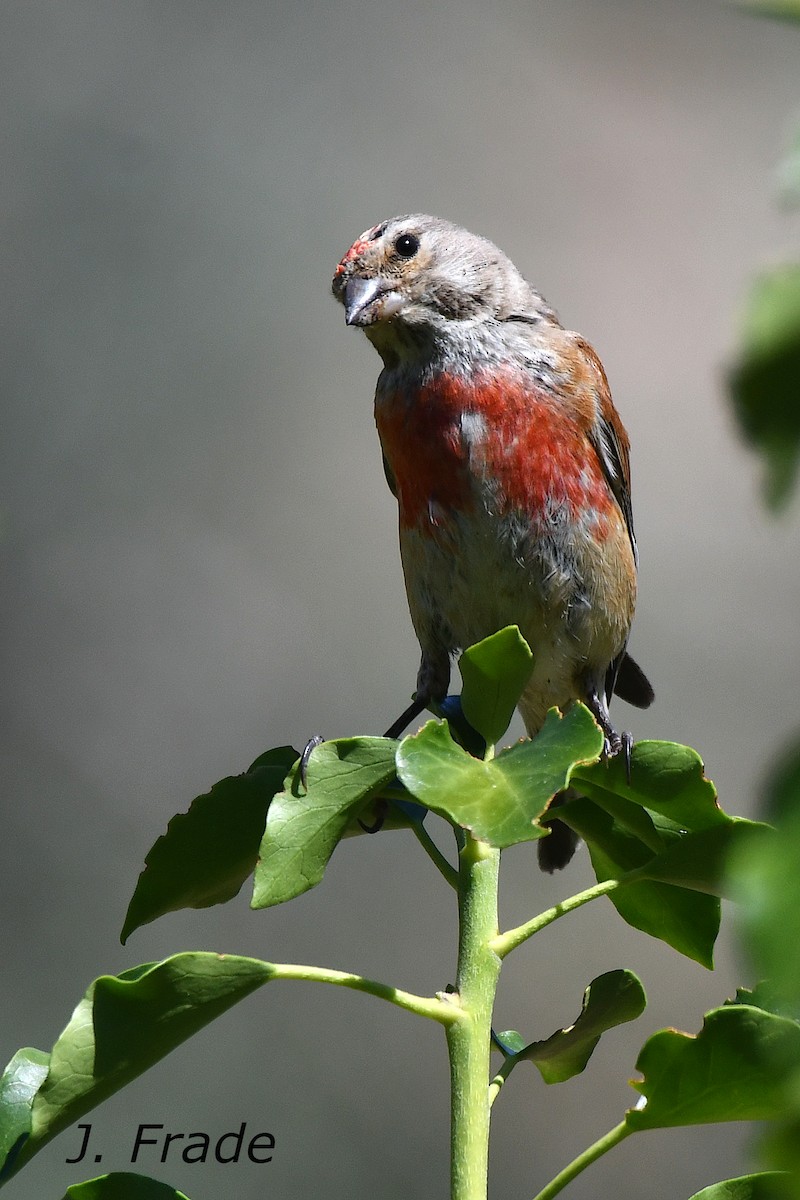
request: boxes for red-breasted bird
[332,214,653,868]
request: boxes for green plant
[1,621,795,1200]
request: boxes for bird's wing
[382,452,398,497]
[588,406,637,567]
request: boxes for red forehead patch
[334,225,381,276]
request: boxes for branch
[490,879,621,959]
[531,1120,632,1200]
[271,962,463,1025]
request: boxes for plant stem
[271,963,461,1025]
[446,834,502,1200]
[410,818,460,889]
[530,1120,632,1200]
[490,878,621,959]
[487,1054,516,1107]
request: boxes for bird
[331,214,653,868]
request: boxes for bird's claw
[299,734,324,787]
[601,729,633,785]
[358,798,388,834]
[621,730,633,784]
[299,691,427,805]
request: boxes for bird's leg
[301,651,448,802]
[380,647,449,743]
[583,678,633,783]
[364,654,448,832]
[383,695,427,739]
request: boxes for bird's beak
[343,276,405,327]
[343,276,385,326]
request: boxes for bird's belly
[398,476,635,700]
[399,503,581,655]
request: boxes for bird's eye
[394,233,420,258]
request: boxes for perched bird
[332,214,653,868]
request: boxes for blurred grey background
[2,1,799,1197]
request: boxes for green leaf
[727,982,800,1021]
[761,1120,800,1186]
[252,737,397,908]
[736,0,800,23]
[495,1030,527,1055]
[520,969,646,1084]
[64,1174,193,1199]
[458,626,533,746]
[636,821,771,897]
[762,735,800,824]
[396,706,603,848]
[122,747,297,942]
[729,739,800,1191]
[1,954,274,1182]
[572,740,727,832]
[729,265,800,509]
[628,1005,800,1130]
[732,815,800,1008]
[0,1049,50,1181]
[561,795,721,966]
[687,1174,792,1200]
[561,742,747,963]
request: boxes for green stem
[271,963,461,1025]
[530,1120,632,1200]
[488,1054,516,1108]
[446,834,502,1200]
[491,878,621,959]
[410,817,460,889]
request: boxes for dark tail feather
[537,789,580,872]
[612,652,654,709]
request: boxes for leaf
[64,1174,193,1199]
[494,1030,527,1056]
[561,743,751,963]
[520,970,646,1084]
[761,1120,800,1186]
[736,0,800,23]
[396,707,603,848]
[729,265,800,509]
[686,1174,792,1200]
[627,1005,800,1130]
[762,735,800,823]
[458,626,533,746]
[252,737,397,908]
[732,815,800,1008]
[0,1049,50,1181]
[727,982,800,1021]
[122,747,298,942]
[1,954,274,1182]
[561,795,721,966]
[636,821,771,897]
[572,740,727,832]
[437,696,487,759]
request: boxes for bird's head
[332,214,556,365]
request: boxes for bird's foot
[298,694,428,806]
[584,687,633,785]
[358,798,388,834]
[597,726,632,784]
[298,692,427,789]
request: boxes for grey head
[332,214,558,366]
